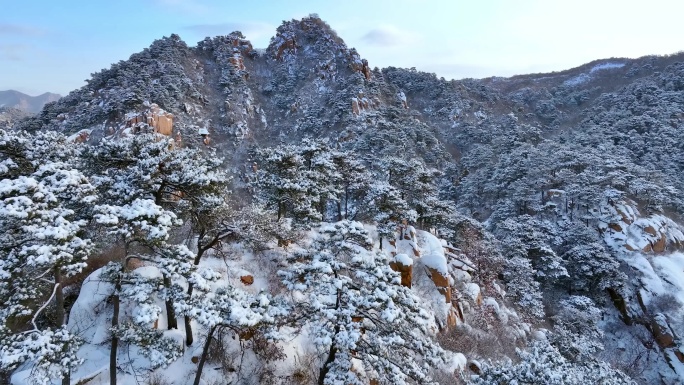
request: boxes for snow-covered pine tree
[86,133,227,383]
[94,198,187,385]
[383,157,452,229]
[356,181,415,249]
[472,338,636,385]
[278,220,451,385]
[87,133,227,330]
[0,129,95,385]
[188,286,286,385]
[251,144,319,224]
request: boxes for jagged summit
[267,16,348,59]
[11,15,684,165]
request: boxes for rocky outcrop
[651,314,676,348]
[351,91,380,116]
[389,254,413,288]
[273,29,297,61]
[349,49,371,80]
[397,91,408,109]
[240,275,254,286]
[124,103,174,136]
[428,267,452,303]
[147,104,174,135]
[600,200,684,253]
[226,34,253,77]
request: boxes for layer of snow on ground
[652,252,684,307]
[564,73,591,86]
[394,253,413,266]
[417,230,448,274]
[590,62,625,73]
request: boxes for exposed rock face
[600,200,684,253]
[351,91,380,116]
[446,308,459,328]
[274,32,296,61]
[147,104,174,135]
[676,350,684,364]
[428,267,451,303]
[124,103,174,136]
[225,34,253,76]
[240,275,254,285]
[608,223,623,232]
[651,314,676,348]
[389,255,413,288]
[349,49,371,80]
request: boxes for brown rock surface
[240,275,254,285]
[652,232,667,252]
[144,104,174,136]
[389,259,413,288]
[651,317,675,348]
[644,226,657,237]
[276,37,296,60]
[608,223,623,232]
[239,328,256,341]
[428,267,451,303]
[468,362,482,375]
[446,308,458,328]
[675,350,684,363]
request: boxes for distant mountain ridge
[0,90,61,113]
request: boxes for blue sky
[2,0,683,95]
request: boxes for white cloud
[360,25,419,47]
[0,24,46,36]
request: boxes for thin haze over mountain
[0,90,61,113]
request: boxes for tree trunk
[186,243,211,346]
[193,325,217,385]
[54,267,65,326]
[344,188,349,220]
[319,197,326,219]
[154,182,166,206]
[318,330,338,385]
[163,274,178,329]
[0,370,9,385]
[110,272,121,385]
[54,267,70,385]
[184,282,195,346]
[337,201,342,222]
[319,289,341,385]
